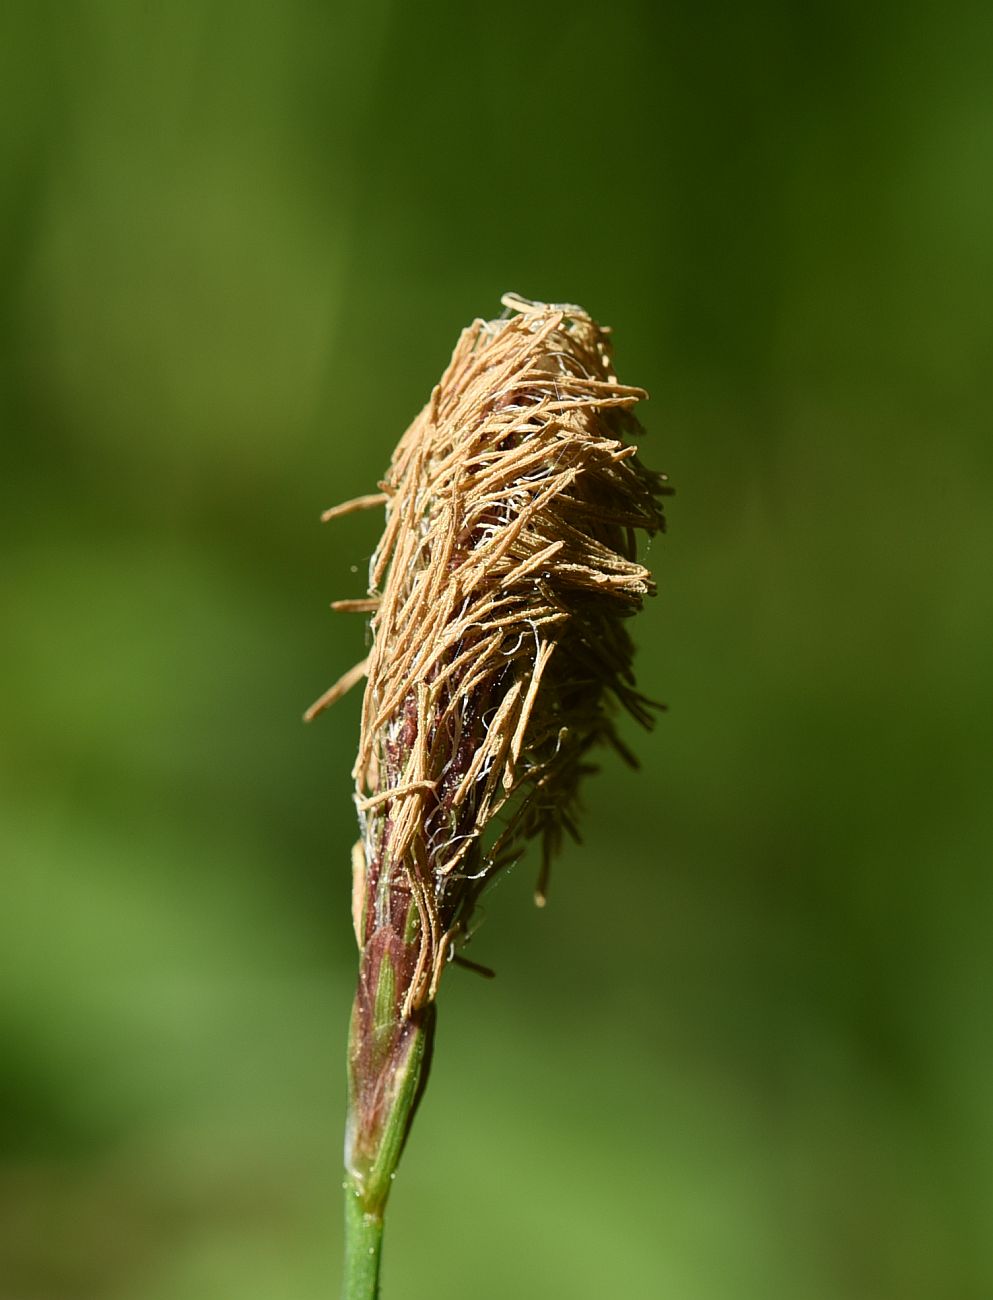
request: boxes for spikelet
[313,293,668,1008]
[311,294,669,1217]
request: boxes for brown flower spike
[310,294,669,1293]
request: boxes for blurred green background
[3,1,992,1296]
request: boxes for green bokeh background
[3,2,992,1296]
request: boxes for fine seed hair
[309,294,670,1016]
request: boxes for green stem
[341,989,435,1300]
[343,1187,384,1300]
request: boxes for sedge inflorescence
[311,294,669,1018]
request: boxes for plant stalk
[343,1190,384,1300]
[341,918,435,1300]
